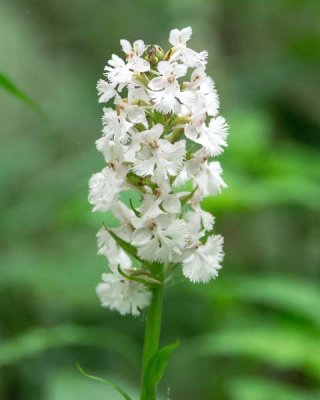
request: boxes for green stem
[140,282,164,400]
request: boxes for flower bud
[144,45,164,66]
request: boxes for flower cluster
[89,27,228,316]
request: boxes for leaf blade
[141,339,179,400]
[0,72,45,117]
[76,363,132,400]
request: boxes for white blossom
[104,40,150,88]
[182,235,224,283]
[132,124,186,185]
[132,214,187,262]
[97,79,117,103]
[148,61,191,113]
[96,272,151,316]
[185,67,220,116]
[120,39,150,72]
[186,150,227,196]
[185,115,229,156]
[169,27,208,67]
[88,165,128,212]
[90,27,229,315]
[137,189,181,223]
[101,108,133,144]
[112,202,136,242]
[97,227,132,271]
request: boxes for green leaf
[76,364,132,400]
[117,266,161,286]
[201,275,320,327]
[187,325,320,381]
[141,339,179,400]
[0,325,138,366]
[0,72,45,116]
[230,276,320,327]
[106,228,140,261]
[129,198,141,217]
[107,228,159,270]
[179,185,198,206]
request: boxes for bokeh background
[1,0,320,399]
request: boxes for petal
[120,39,131,54]
[174,63,187,78]
[169,28,180,46]
[127,106,146,124]
[132,228,152,246]
[137,237,161,261]
[162,195,181,214]
[185,124,199,140]
[180,27,192,43]
[134,58,150,72]
[157,61,171,76]
[209,116,229,139]
[151,123,164,138]
[96,80,115,103]
[133,39,146,56]
[148,77,165,91]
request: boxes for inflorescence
[89,27,229,316]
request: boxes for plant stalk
[140,281,164,400]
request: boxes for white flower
[188,202,215,232]
[174,209,214,263]
[102,108,133,144]
[120,39,150,72]
[182,235,224,283]
[88,165,128,212]
[185,115,228,156]
[132,214,187,262]
[128,82,150,104]
[169,27,207,67]
[95,139,124,164]
[96,272,151,316]
[187,152,227,196]
[185,68,220,117]
[112,202,136,242]
[97,227,132,271]
[102,101,148,145]
[132,124,186,185]
[104,54,133,88]
[97,79,117,103]
[148,61,191,113]
[104,40,149,88]
[91,27,229,314]
[136,189,181,224]
[115,98,148,127]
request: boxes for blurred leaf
[76,363,132,400]
[0,325,138,366]
[203,110,320,212]
[217,276,320,327]
[46,370,142,400]
[191,275,320,328]
[227,376,320,400]
[141,339,179,400]
[188,325,320,381]
[0,72,45,116]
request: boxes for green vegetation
[0,0,319,399]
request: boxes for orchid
[88,26,229,400]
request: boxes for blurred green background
[1,0,320,399]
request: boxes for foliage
[0,0,319,399]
